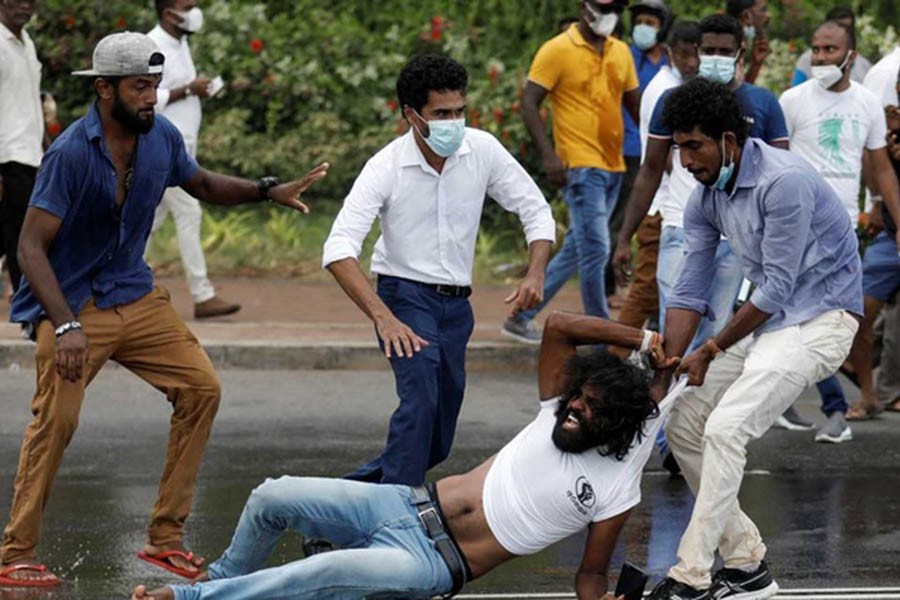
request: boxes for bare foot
[131,584,174,600]
[142,542,205,576]
[190,571,210,584]
[0,559,62,585]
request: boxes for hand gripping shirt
[481,380,683,555]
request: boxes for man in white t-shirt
[132,312,679,600]
[148,0,240,319]
[778,21,900,442]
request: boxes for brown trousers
[1,286,220,563]
[610,213,662,358]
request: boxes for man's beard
[552,400,603,454]
[111,94,154,134]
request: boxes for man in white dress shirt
[323,54,555,489]
[0,0,43,294]
[148,0,240,318]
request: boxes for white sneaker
[814,412,852,443]
[773,406,814,431]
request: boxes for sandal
[846,402,884,421]
[0,562,62,587]
[137,549,204,579]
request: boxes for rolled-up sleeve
[485,138,555,244]
[748,172,814,314]
[667,190,720,319]
[322,158,390,268]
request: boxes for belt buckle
[418,506,444,538]
[434,284,453,297]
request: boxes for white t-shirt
[481,380,681,556]
[147,25,202,156]
[862,46,900,108]
[780,80,887,223]
[640,66,680,216]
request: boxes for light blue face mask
[632,24,658,51]
[699,55,737,85]
[413,110,466,157]
[714,135,735,191]
[743,24,756,44]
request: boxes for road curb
[0,340,539,373]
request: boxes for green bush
[27,1,900,277]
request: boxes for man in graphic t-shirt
[131,312,681,600]
[778,20,900,442]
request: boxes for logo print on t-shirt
[575,476,595,508]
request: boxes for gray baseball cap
[72,32,165,77]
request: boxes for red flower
[64,15,75,29]
[431,16,444,29]
[493,107,504,125]
[250,38,264,54]
[501,128,511,142]
[47,121,62,137]
[116,17,126,29]
[386,99,399,112]
[510,101,520,114]
[430,28,442,41]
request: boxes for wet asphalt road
[0,366,898,599]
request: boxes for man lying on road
[132,311,681,600]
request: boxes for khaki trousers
[618,213,662,329]
[666,310,858,589]
[1,286,221,563]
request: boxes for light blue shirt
[668,138,863,334]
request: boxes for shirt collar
[733,138,759,190]
[0,21,24,43]
[566,23,611,53]
[85,103,105,142]
[397,128,472,170]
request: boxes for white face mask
[174,7,204,34]
[810,51,853,90]
[584,3,618,38]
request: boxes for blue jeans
[816,375,848,416]
[656,226,743,352]
[517,167,623,322]
[345,276,474,485]
[170,477,454,599]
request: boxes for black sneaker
[647,577,711,600]
[301,538,336,557]
[710,560,779,600]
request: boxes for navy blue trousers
[345,276,474,486]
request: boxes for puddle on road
[3,449,897,599]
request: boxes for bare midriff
[435,456,516,579]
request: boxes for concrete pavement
[0,276,587,371]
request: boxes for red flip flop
[137,550,202,579]
[0,563,62,587]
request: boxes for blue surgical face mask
[632,23,658,51]
[743,24,756,44]
[714,134,735,191]
[412,110,466,157]
[699,54,737,85]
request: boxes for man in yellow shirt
[504,0,640,343]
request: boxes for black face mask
[111,91,154,134]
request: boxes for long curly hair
[555,351,659,461]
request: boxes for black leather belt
[380,275,472,298]
[410,484,470,597]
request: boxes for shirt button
[107,254,113,261]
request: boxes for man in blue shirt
[645,78,862,600]
[0,32,328,587]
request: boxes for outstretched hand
[268,162,330,213]
[504,273,544,316]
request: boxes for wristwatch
[184,85,193,97]
[257,176,280,202]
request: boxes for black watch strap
[257,176,280,202]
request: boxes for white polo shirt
[0,22,43,167]
[147,25,202,156]
[322,128,556,286]
[862,46,900,108]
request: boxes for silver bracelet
[54,321,83,338]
